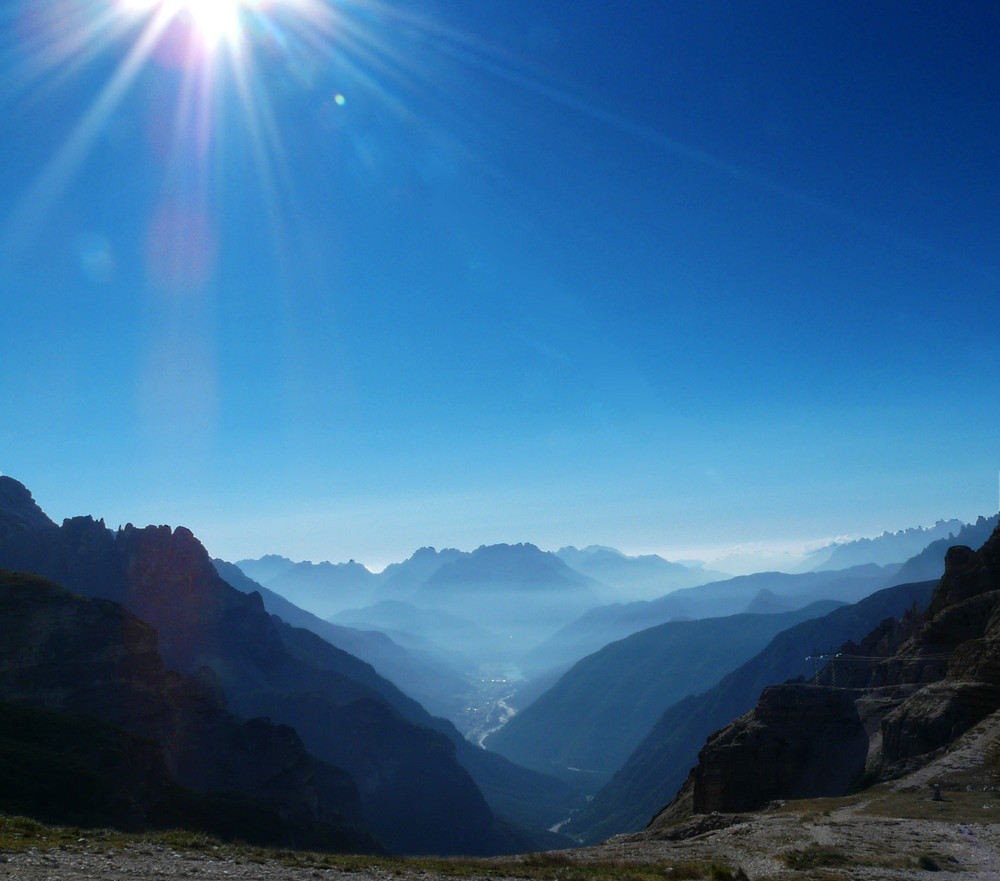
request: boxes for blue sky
[2,0,998,569]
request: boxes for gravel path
[598,814,1000,879]
[5,815,1000,881]
[0,846,405,881]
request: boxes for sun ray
[6,2,141,106]
[3,0,552,278]
[1,5,179,261]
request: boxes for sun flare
[5,0,427,271]
[180,0,245,46]
[117,0,262,49]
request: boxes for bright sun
[181,0,245,45]
[117,0,259,48]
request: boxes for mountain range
[4,470,996,855]
[554,545,726,601]
[517,563,898,681]
[653,518,1000,827]
[242,543,610,666]
[484,601,843,785]
[0,476,568,854]
[235,525,980,693]
[801,518,965,571]
[562,577,938,843]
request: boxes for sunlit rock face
[690,684,870,814]
[669,523,1000,817]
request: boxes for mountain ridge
[0,569,376,851]
[653,518,1000,826]
[0,476,546,855]
[518,563,896,681]
[485,600,843,784]
[563,577,938,843]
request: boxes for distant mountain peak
[807,517,968,571]
[302,559,373,574]
[473,541,541,554]
[409,546,459,558]
[426,542,591,590]
[558,544,624,557]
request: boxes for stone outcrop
[690,684,869,813]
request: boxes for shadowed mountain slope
[0,477,549,855]
[264,599,582,836]
[214,559,471,719]
[218,561,582,834]
[0,569,376,851]
[520,565,894,681]
[485,601,841,785]
[654,520,1000,827]
[563,578,937,843]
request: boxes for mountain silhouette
[563,577,937,842]
[0,476,544,855]
[648,521,1000,827]
[0,569,376,851]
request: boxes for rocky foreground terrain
[4,707,1000,880]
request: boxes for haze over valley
[226,514,1000,750]
[3,471,1000,864]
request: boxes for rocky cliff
[656,522,1000,824]
[565,578,936,843]
[0,477,525,855]
[0,569,372,849]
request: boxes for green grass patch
[858,788,1000,821]
[917,853,942,871]
[781,844,853,870]
[915,851,958,872]
[707,865,748,881]
[772,794,865,815]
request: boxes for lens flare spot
[76,232,117,283]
